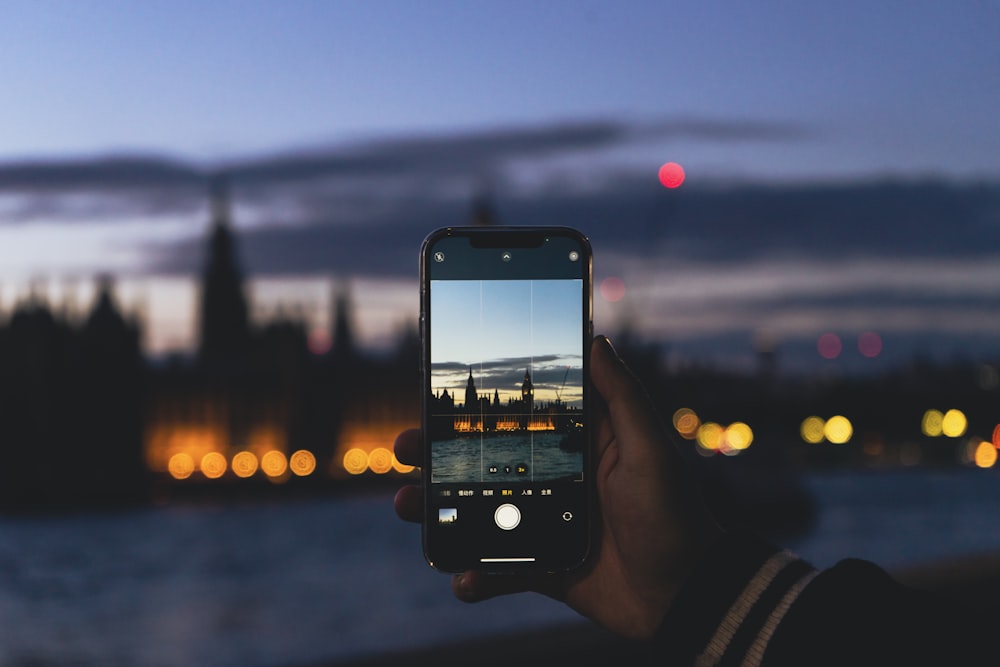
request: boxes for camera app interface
[429,278,585,485]
[425,232,589,568]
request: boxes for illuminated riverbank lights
[290,450,317,476]
[232,451,258,478]
[342,446,412,475]
[694,420,754,455]
[942,410,968,438]
[164,448,317,480]
[922,409,967,438]
[261,450,288,478]
[974,441,998,468]
[800,415,853,444]
[168,452,195,479]
[824,416,853,444]
[201,452,227,479]
[672,408,701,440]
[801,416,826,444]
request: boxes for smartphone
[419,226,593,573]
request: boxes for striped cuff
[695,550,817,667]
[653,531,817,667]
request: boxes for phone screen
[420,227,592,573]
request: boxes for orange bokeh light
[975,441,997,468]
[368,447,393,474]
[261,450,288,478]
[672,407,701,440]
[201,452,227,479]
[391,454,415,474]
[168,452,195,480]
[232,451,259,478]
[343,448,369,475]
[290,449,317,476]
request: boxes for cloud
[137,173,1000,285]
[432,355,582,403]
[0,155,205,191]
[0,115,812,224]
[3,116,999,316]
[225,116,812,185]
[0,156,207,223]
[640,117,814,143]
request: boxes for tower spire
[198,176,250,369]
[330,279,355,362]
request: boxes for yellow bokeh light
[232,451,258,478]
[726,422,754,450]
[672,408,701,439]
[168,452,195,480]
[261,450,288,478]
[974,441,997,468]
[921,409,944,437]
[824,416,853,444]
[289,450,317,477]
[801,416,826,444]
[391,454,415,474]
[201,451,227,479]
[941,409,967,438]
[697,422,724,451]
[343,448,369,475]
[368,447,393,474]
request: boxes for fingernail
[599,335,619,357]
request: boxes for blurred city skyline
[1,2,998,371]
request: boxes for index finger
[393,428,422,466]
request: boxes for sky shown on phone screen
[431,279,583,407]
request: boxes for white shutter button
[494,503,521,530]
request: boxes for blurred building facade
[0,277,146,508]
[0,185,419,510]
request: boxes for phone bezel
[419,226,594,573]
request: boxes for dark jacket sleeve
[650,530,996,666]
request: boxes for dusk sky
[431,279,583,405]
[1,1,998,369]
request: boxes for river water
[1,468,999,667]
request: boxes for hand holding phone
[395,334,723,637]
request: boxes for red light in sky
[817,333,842,359]
[658,162,685,189]
[308,329,332,355]
[600,277,626,302]
[858,331,883,358]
